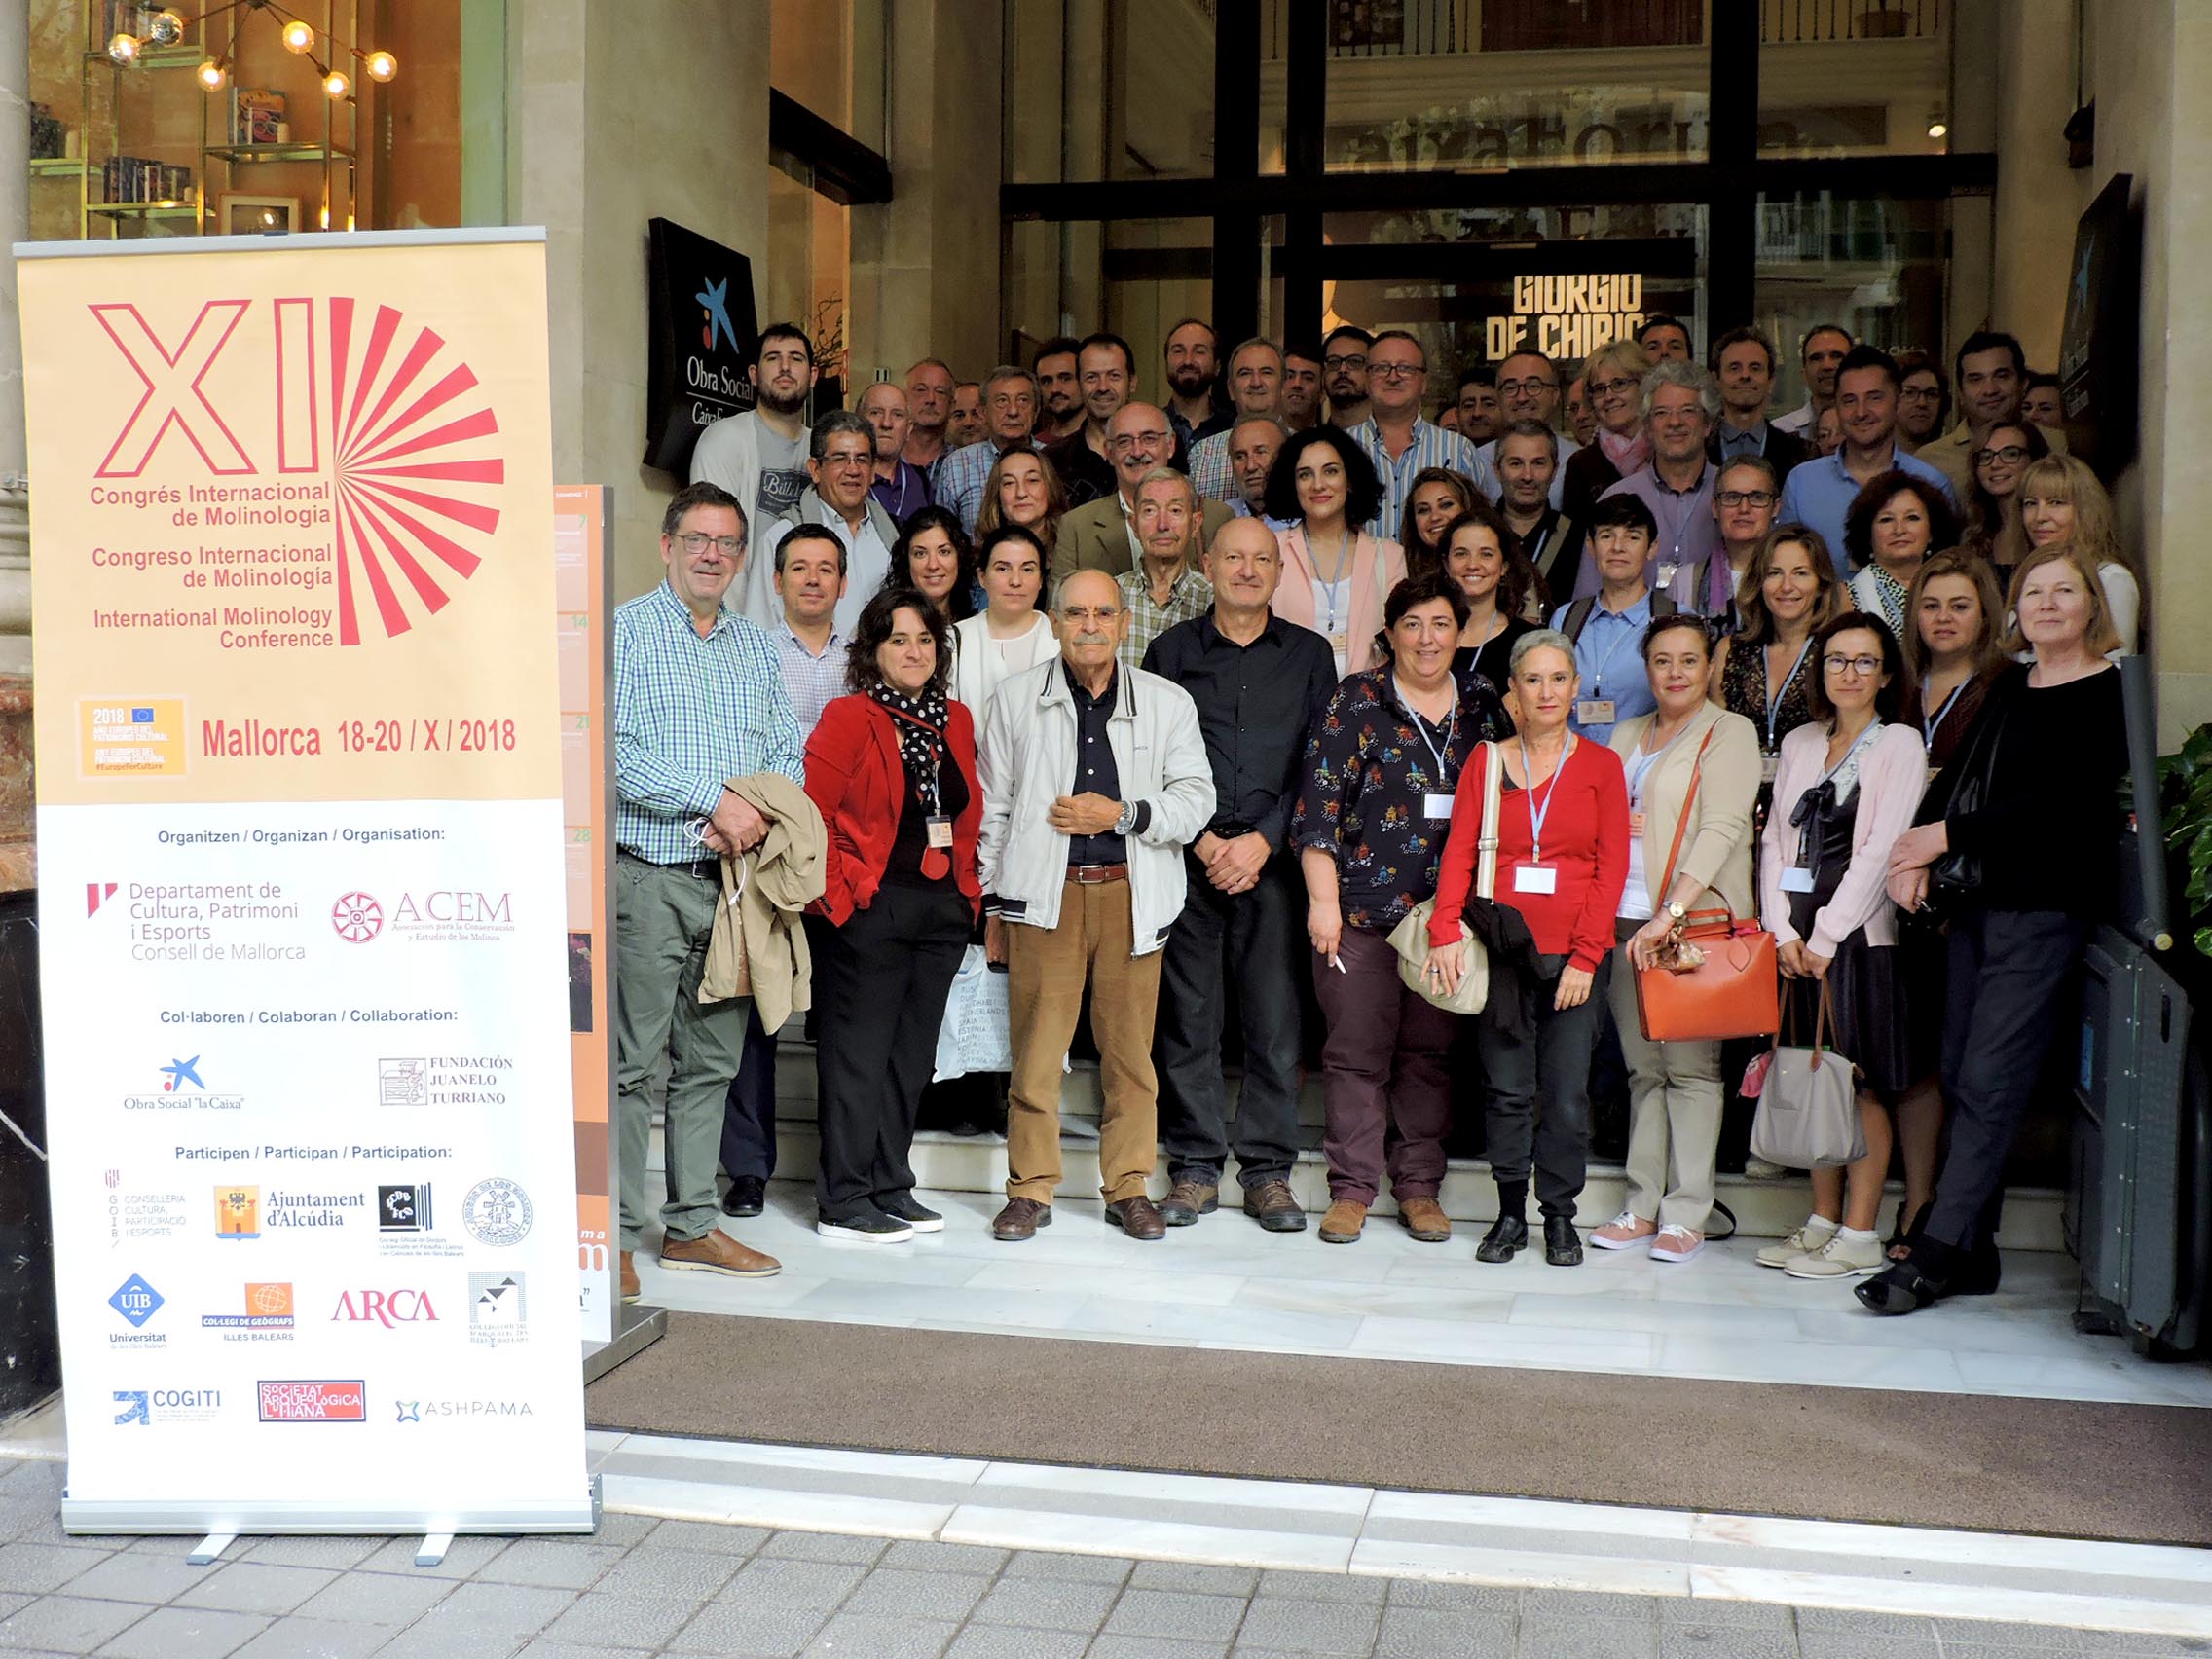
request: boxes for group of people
[613,307,2133,1325]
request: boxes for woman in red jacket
[1426,627,1630,1267]
[802,585,983,1244]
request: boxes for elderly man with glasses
[738,409,898,634]
[1349,328,1497,541]
[1052,401,1235,585]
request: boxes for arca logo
[90,296,505,644]
[330,1289,438,1328]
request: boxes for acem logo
[332,893,382,943]
[91,296,505,645]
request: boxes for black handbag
[1917,671,2015,921]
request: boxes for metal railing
[1260,0,1943,57]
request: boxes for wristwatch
[1666,900,1688,922]
[1114,800,1138,835]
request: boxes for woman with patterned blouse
[1843,472,1957,636]
[1709,525,1847,822]
[1292,572,1512,1248]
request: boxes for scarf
[1598,426,1652,478]
[868,681,953,877]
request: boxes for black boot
[1476,1213,1528,1264]
[1544,1214,1583,1267]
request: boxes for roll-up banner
[18,229,592,1534]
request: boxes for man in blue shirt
[1550,495,1671,746]
[612,482,805,1299]
[1777,345,1958,571]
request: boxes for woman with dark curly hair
[801,585,983,1242]
[1439,499,1540,697]
[1265,424,1404,678]
[895,505,979,622]
[1397,465,1479,582]
[1843,471,1958,634]
[1961,420,2047,580]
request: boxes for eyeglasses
[1109,431,1169,452]
[1497,377,1559,397]
[676,533,743,557]
[1975,445,2031,466]
[1369,361,1424,381]
[1824,653,1882,677]
[1322,353,1368,373]
[1589,376,1640,398]
[821,451,872,469]
[1059,606,1123,623]
[1715,490,1777,508]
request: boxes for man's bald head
[1204,515,1285,616]
[1108,401,1174,495]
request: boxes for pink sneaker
[1650,1225,1705,1263]
[1590,1211,1658,1250]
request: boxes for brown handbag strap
[1653,721,1719,905]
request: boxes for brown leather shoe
[1319,1198,1367,1243]
[992,1197,1052,1241]
[1105,1195,1168,1240]
[1158,1180,1218,1227]
[1398,1197,1452,1242]
[1245,1180,1308,1233]
[619,1249,641,1304]
[658,1229,781,1278]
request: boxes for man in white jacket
[977,569,1215,1243]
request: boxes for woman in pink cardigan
[1755,610,1931,1284]
[1263,426,1407,680]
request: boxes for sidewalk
[0,1456,2202,1659]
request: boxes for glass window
[770,0,887,154]
[1004,0,1215,182]
[1758,0,1955,158]
[765,163,852,413]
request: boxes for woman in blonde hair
[2017,453,2141,653]
[1560,338,1653,523]
[975,447,1070,567]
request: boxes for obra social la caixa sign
[20,231,590,1536]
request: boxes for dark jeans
[1927,908,2088,1252]
[1157,855,1305,1189]
[719,1012,779,1182]
[1476,954,1611,1219]
[1312,925,1456,1205]
[812,884,972,1218]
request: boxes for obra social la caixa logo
[89,296,506,645]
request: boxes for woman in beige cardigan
[1590,613,1761,1263]
[1263,425,1406,679]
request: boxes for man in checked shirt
[612,481,805,1301]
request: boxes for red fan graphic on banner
[318,297,505,645]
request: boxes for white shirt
[746,510,892,637]
[1772,399,1816,436]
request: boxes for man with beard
[903,357,955,473]
[1323,323,1373,429]
[1044,332,1137,509]
[689,322,817,526]
[859,380,930,525]
[1162,317,1226,454]
[1053,402,1235,584]
[1034,336,1085,442]
[1186,338,1285,503]
[1282,345,1324,431]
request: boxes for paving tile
[2074,1636,2212,1658]
[1103,1590,1249,1644]
[1382,1579,1519,1612]
[1083,1639,1231,1659]
[237,1543,383,1572]
[578,1515,660,1550]
[511,1644,650,1659]
[535,1591,697,1650]
[1514,1617,1658,1659]
[60,1556,216,1605]
[1130,1565,1261,1598]
[369,1632,523,1659]
[796,1612,956,1658]
[0,1595,151,1653]
[1661,1601,1794,1629]
[1001,1551,1132,1585]
[1231,1596,1379,1656]
[288,1572,453,1627]
[224,1616,389,1659]
[1659,1627,1793,1658]
[1375,1606,1518,1657]
[1791,1607,1937,1640]
[876,1542,1009,1574]
[1929,1621,2088,1649]
[634,1522,767,1557]
[173,1566,339,1616]
[93,1604,268,1659]
[966,1575,1119,1634]
[353,1539,512,1582]
[664,1599,827,1658]
[397,1581,574,1639]
[1522,1589,1662,1624]
[756,1533,887,1567]
[1937,1646,2094,1659]
[1793,1637,1936,1659]
[0,1470,61,1502]
[472,1541,626,1593]
[0,1548,104,1597]
[837,1569,990,1622]
[942,1628,1087,1659]
[580,1547,740,1606]
[1254,1571,1384,1605]
[716,1557,869,1610]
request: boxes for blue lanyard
[1521,734,1574,861]
[1396,681,1457,792]
[1765,639,1813,749]
[1923,681,1965,747]
[1589,610,1641,698]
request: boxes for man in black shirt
[1142,517,1339,1232]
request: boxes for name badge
[1328,630,1349,658]
[1576,698,1616,726]
[1780,866,1816,893]
[1760,753,1780,785]
[925,815,954,849]
[1423,793,1454,820]
[1513,862,1559,895]
[1657,561,1681,590]
[1629,811,1646,837]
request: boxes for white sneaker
[1650,1225,1704,1264]
[1743,1156,1791,1180]
[1784,1230,1886,1279]
[1590,1211,1658,1250]
[1756,1218,1838,1269]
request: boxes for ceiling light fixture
[101,0,394,101]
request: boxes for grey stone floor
[0,1459,2203,1659]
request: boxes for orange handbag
[1632,727,1781,1043]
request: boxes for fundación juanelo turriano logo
[90,292,508,645]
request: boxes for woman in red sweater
[802,586,983,1244]
[1427,628,1630,1266]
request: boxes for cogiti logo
[91,296,506,645]
[87,882,119,917]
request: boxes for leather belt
[669,857,721,882]
[1068,863,1128,885]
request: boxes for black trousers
[1156,855,1306,1188]
[718,1010,780,1182]
[1475,955,1611,1218]
[812,883,973,1218]
[1927,907,2088,1252]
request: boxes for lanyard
[1764,638,1813,749]
[1398,682,1458,790]
[1521,734,1573,861]
[1817,719,1884,790]
[1923,681,1965,747]
[1588,609,1641,698]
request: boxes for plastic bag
[933,945,1012,1081]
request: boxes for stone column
[0,0,33,893]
